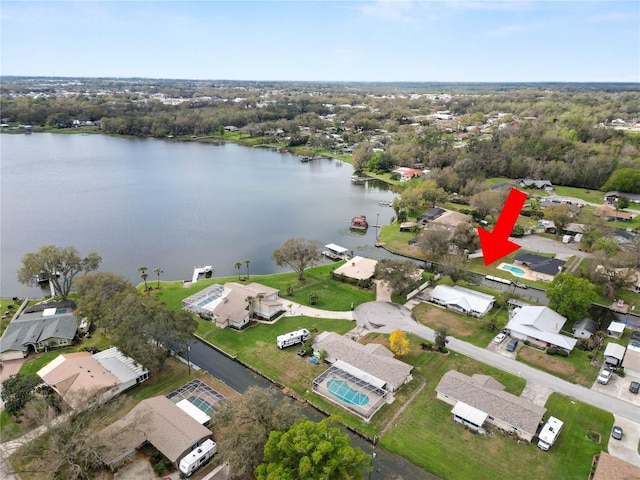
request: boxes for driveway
[515,235,593,259]
[591,373,640,408]
[608,415,640,467]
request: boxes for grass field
[153,262,376,312]
[380,348,612,480]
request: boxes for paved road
[353,301,640,423]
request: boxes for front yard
[380,348,613,480]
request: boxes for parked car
[597,369,612,385]
[506,338,519,352]
[612,426,623,440]
[630,381,640,394]
[493,333,507,344]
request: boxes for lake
[1,133,398,297]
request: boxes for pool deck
[497,262,537,281]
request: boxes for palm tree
[235,262,242,281]
[245,296,254,318]
[256,293,264,318]
[244,259,251,280]
[138,266,148,290]
[153,267,163,289]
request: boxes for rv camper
[179,439,217,477]
[537,416,563,451]
[276,329,311,349]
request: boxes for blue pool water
[499,264,526,277]
[326,379,370,406]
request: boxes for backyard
[153,262,376,312]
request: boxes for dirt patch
[519,347,576,376]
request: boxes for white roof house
[428,285,495,317]
[603,343,626,366]
[607,321,626,338]
[622,343,640,378]
[333,256,378,281]
[506,306,577,351]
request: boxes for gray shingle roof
[313,332,412,391]
[436,370,546,436]
[0,309,77,354]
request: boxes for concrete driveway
[608,415,640,467]
[591,373,640,407]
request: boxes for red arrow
[477,188,528,266]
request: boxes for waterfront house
[0,302,78,361]
[332,256,377,282]
[428,285,495,317]
[182,282,283,327]
[392,167,423,182]
[506,306,577,352]
[513,252,565,282]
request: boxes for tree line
[3,80,639,191]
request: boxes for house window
[58,339,68,345]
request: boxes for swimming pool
[499,264,526,277]
[188,395,212,414]
[326,379,370,406]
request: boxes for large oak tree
[272,238,323,281]
[18,245,101,300]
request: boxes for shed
[603,343,626,367]
[606,321,625,339]
[572,318,598,339]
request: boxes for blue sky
[2,1,639,82]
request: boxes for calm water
[1,133,397,297]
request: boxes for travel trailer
[277,329,311,349]
[179,439,217,477]
[537,417,563,451]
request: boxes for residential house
[594,205,633,222]
[518,179,553,190]
[607,321,626,339]
[506,306,577,351]
[430,211,473,229]
[417,207,446,223]
[0,302,78,361]
[513,253,566,282]
[332,256,377,282]
[592,452,640,480]
[612,228,637,244]
[603,343,626,367]
[312,332,413,392]
[603,191,640,205]
[37,347,148,409]
[392,167,424,182]
[94,396,212,470]
[428,285,495,317]
[622,343,640,378]
[182,282,283,328]
[435,370,546,442]
[572,318,598,339]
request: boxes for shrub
[546,347,558,355]
[556,349,569,357]
[420,341,434,350]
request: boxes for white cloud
[486,23,529,36]
[588,12,632,23]
[357,0,419,24]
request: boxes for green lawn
[153,263,376,312]
[552,185,607,205]
[380,349,611,480]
